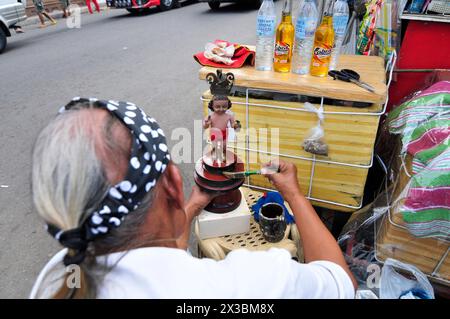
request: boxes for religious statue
[194,69,245,213]
[203,95,240,164]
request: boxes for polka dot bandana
[47,97,170,261]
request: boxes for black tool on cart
[328,69,375,93]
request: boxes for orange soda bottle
[273,0,294,73]
[310,1,334,77]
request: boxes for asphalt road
[0,1,284,298]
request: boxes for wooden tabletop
[199,54,387,104]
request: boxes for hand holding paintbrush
[222,162,280,179]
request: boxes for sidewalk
[22,2,108,28]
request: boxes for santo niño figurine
[202,69,241,164]
[194,69,245,213]
[203,95,240,163]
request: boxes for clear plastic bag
[380,258,435,299]
[355,290,379,299]
[337,183,444,297]
[337,190,390,294]
[337,80,450,295]
[302,102,328,156]
[373,0,401,61]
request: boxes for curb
[21,3,108,27]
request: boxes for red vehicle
[106,0,180,14]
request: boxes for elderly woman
[30,98,356,299]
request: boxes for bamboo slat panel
[247,156,367,211]
[390,155,414,226]
[199,55,387,104]
[376,216,450,285]
[202,91,381,166]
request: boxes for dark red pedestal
[194,151,245,213]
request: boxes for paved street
[0,1,283,298]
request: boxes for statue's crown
[206,69,234,96]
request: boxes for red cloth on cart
[194,40,255,68]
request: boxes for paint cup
[258,202,287,243]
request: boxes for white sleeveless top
[30,247,354,299]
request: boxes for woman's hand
[186,185,217,215]
[262,159,303,202]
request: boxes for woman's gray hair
[32,104,153,298]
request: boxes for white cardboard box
[196,189,251,240]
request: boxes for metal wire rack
[201,51,397,210]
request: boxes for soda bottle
[273,0,295,73]
[310,0,334,77]
[329,0,349,70]
[255,0,277,71]
[291,0,319,75]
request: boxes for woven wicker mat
[196,187,303,261]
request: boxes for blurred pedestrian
[12,25,24,33]
[13,0,25,33]
[60,0,71,18]
[86,0,100,14]
[32,0,57,28]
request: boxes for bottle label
[257,16,276,37]
[295,17,316,39]
[312,45,332,65]
[333,15,349,36]
[274,42,290,57]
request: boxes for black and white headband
[47,97,170,265]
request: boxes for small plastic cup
[258,202,287,243]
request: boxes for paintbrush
[222,165,280,179]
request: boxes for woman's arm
[263,160,358,290]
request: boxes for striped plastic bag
[388,81,450,153]
[399,147,450,239]
[406,111,450,174]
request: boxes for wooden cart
[199,53,395,212]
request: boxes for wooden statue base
[194,150,245,214]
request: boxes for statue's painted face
[212,100,229,113]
